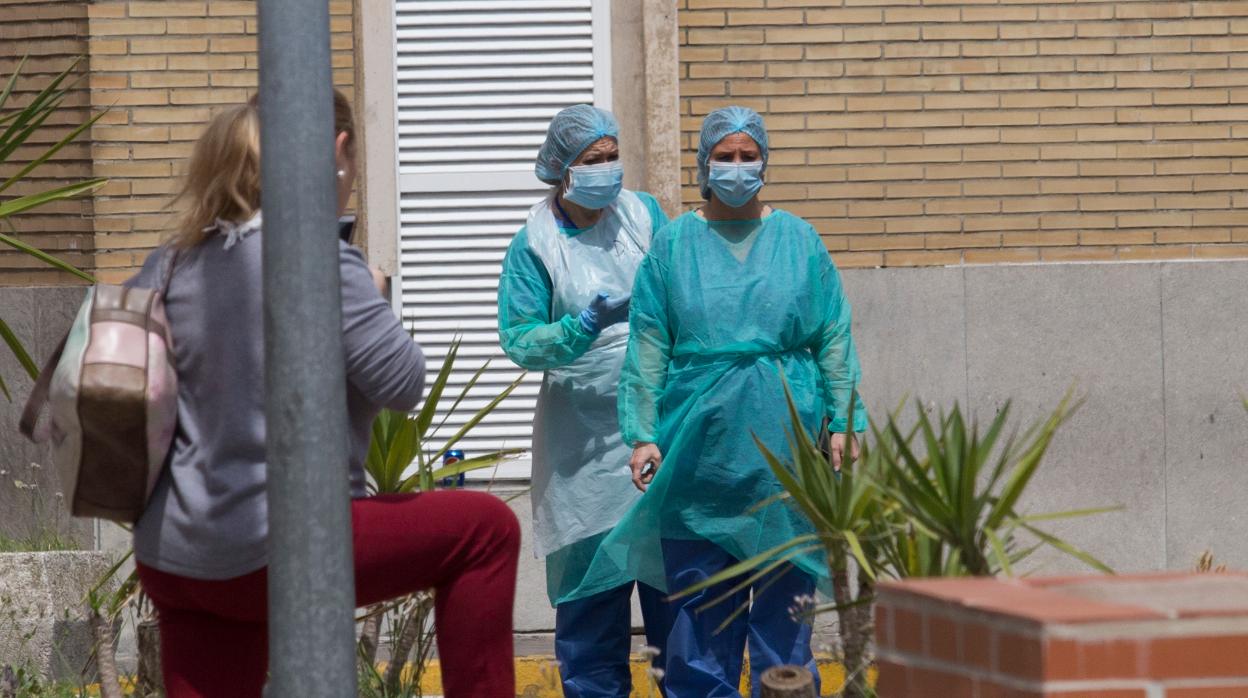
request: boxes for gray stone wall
[509,259,1248,631]
[0,287,91,549]
[844,259,1248,576]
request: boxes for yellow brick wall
[85,0,356,283]
[678,0,1248,268]
[0,2,95,286]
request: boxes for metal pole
[257,1,357,696]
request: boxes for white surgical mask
[564,161,624,210]
[708,162,764,208]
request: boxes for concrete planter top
[0,551,119,682]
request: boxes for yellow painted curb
[395,654,871,697]
[88,655,874,696]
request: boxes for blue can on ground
[439,450,467,488]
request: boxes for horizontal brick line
[876,646,1159,694]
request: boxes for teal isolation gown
[565,208,868,600]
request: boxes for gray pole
[257,1,358,696]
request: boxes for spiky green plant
[674,386,1118,698]
[358,336,525,695]
[874,394,1117,578]
[0,56,105,400]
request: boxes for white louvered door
[393,0,613,480]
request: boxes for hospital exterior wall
[83,0,356,284]
[677,0,1248,268]
[0,1,357,287]
[0,3,95,287]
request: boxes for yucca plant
[357,336,525,696]
[669,386,888,698]
[0,56,105,400]
[675,387,1119,698]
[875,394,1117,579]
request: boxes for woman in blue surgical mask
[564,106,869,696]
[496,104,671,697]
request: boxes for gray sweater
[129,220,425,579]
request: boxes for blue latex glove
[578,292,631,335]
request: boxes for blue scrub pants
[660,539,820,698]
[555,581,670,698]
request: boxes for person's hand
[829,432,860,471]
[369,266,389,297]
[630,442,661,492]
[578,292,631,334]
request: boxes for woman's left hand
[830,432,860,471]
[369,266,389,296]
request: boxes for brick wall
[678,0,1248,268]
[875,574,1248,697]
[85,0,356,284]
[0,2,95,286]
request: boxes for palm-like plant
[675,386,1118,698]
[364,338,524,495]
[875,395,1117,579]
[0,56,105,400]
[357,337,525,696]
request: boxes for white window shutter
[393,0,613,479]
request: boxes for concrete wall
[0,287,91,546]
[844,258,1248,575]
[504,258,1248,631]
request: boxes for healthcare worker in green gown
[579,105,868,697]
[496,104,670,697]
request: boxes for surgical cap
[535,105,619,185]
[697,106,769,198]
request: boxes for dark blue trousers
[555,581,671,697]
[660,539,819,698]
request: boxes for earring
[336,169,346,179]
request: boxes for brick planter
[874,572,1248,697]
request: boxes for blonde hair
[169,89,356,248]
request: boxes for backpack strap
[19,333,67,440]
[159,248,178,295]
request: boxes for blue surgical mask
[564,161,624,210]
[708,162,764,208]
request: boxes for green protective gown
[497,189,668,606]
[565,208,868,601]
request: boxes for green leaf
[694,556,814,616]
[1014,505,1124,523]
[0,223,96,282]
[843,529,876,582]
[0,107,108,196]
[428,449,524,481]
[986,527,1013,577]
[0,315,36,380]
[667,535,819,601]
[0,55,25,115]
[0,57,82,158]
[711,564,791,636]
[431,357,490,438]
[84,548,133,609]
[426,370,526,466]
[414,338,460,436]
[1019,521,1115,574]
[0,179,108,228]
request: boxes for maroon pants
[137,491,520,698]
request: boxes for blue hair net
[535,105,619,185]
[697,106,769,198]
